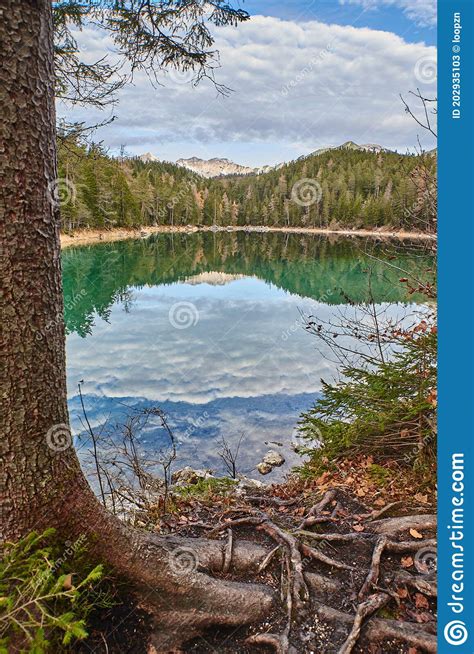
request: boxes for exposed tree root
[258,545,281,573]
[298,489,338,529]
[246,496,298,508]
[337,593,390,654]
[256,520,309,611]
[358,536,387,599]
[370,514,436,535]
[207,515,264,537]
[297,530,374,543]
[314,601,437,653]
[393,570,437,597]
[385,537,437,553]
[300,543,354,571]
[78,484,437,652]
[363,501,403,521]
[144,570,275,651]
[239,493,436,652]
[246,632,289,654]
[208,513,310,612]
[304,572,340,596]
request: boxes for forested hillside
[58,139,436,232]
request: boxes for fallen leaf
[63,574,73,590]
[401,556,414,568]
[415,593,429,609]
[408,648,419,654]
[414,493,429,504]
[415,560,430,574]
[410,528,423,539]
[397,587,409,599]
[353,524,365,532]
[317,471,331,484]
[374,498,386,506]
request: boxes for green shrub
[174,477,238,500]
[0,529,111,653]
[298,330,437,472]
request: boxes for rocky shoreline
[60,224,436,248]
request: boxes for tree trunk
[0,3,273,648]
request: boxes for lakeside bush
[298,328,437,474]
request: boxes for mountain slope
[306,141,393,159]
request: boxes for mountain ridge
[139,142,392,178]
[176,156,260,178]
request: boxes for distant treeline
[57,139,436,232]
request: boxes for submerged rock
[263,450,285,467]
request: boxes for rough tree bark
[0,3,273,649]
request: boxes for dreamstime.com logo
[291,178,323,207]
[167,66,195,85]
[444,620,468,646]
[168,301,199,329]
[290,425,322,452]
[47,177,76,208]
[169,547,199,575]
[414,546,437,574]
[46,423,73,452]
[414,55,437,85]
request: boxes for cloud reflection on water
[66,274,418,478]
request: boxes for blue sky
[241,0,436,44]
[60,1,437,166]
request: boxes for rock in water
[257,462,273,475]
[263,450,285,467]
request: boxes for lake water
[63,232,431,480]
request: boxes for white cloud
[59,15,437,166]
[339,0,437,27]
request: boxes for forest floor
[77,456,437,654]
[60,225,436,248]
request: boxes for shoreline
[60,224,436,248]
